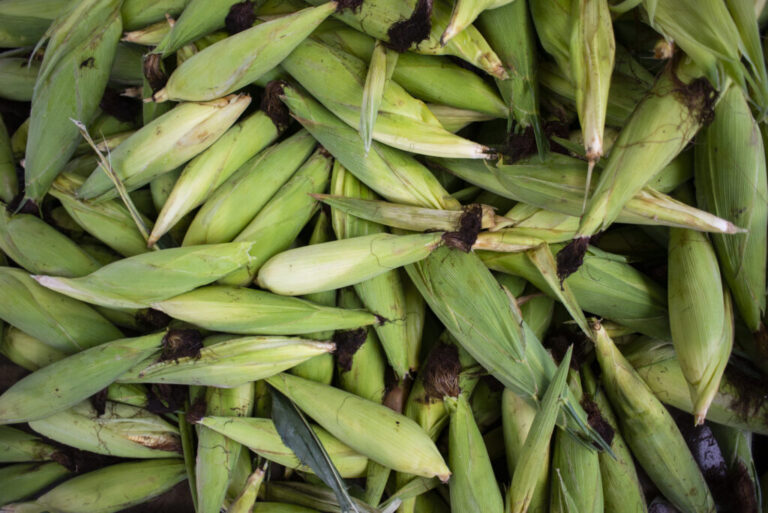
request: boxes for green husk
[0,462,70,507]
[0,425,58,463]
[0,115,16,203]
[153,0,241,56]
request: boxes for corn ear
[183,130,316,246]
[227,467,265,513]
[78,94,250,201]
[153,285,379,335]
[0,462,70,507]
[106,383,150,408]
[120,0,187,31]
[252,503,322,513]
[0,425,58,463]
[35,242,257,309]
[153,0,240,56]
[154,4,335,102]
[0,115,17,203]
[361,40,397,152]
[198,416,369,478]
[121,20,172,46]
[0,267,123,353]
[267,372,451,480]
[0,0,72,47]
[278,82,459,210]
[119,336,335,387]
[695,84,767,331]
[592,320,716,513]
[149,110,282,245]
[36,459,186,513]
[28,400,180,459]
[263,481,380,513]
[530,0,572,75]
[0,57,38,101]
[0,326,64,372]
[0,331,164,424]
[725,0,768,118]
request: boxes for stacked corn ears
[1,0,768,512]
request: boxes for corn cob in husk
[153,0,240,56]
[120,0,187,31]
[0,0,73,47]
[0,425,59,463]
[0,462,70,507]
[0,115,16,204]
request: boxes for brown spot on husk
[143,53,167,93]
[186,394,207,424]
[722,357,768,423]
[261,81,291,132]
[502,122,571,162]
[136,308,172,331]
[675,418,731,510]
[225,1,256,34]
[333,328,367,372]
[387,0,433,53]
[159,329,203,362]
[335,0,363,12]
[384,375,411,413]
[9,197,40,216]
[99,87,140,124]
[421,343,461,400]
[546,328,589,370]
[581,397,615,448]
[670,75,717,126]
[443,203,482,252]
[89,388,108,416]
[146,384,188,414]
[317,146,333,159]
[79,57,95,69]
[556,237,590,284]
[51,446,120,473]
[129,434,183,454]
[727,461,759,513]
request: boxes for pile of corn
[2,0,768,511]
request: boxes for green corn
[0,425,58,463]
[592,320,715,513]
[154,3,336,102]
[50,173,152,257]
[35,459,186,513]
[77,94,250,201]
[196,383,254,513]
[519,290,555,341]
[252,504,321,513]
[502,388,550,513]
[263,481,379,513]
[335,288,387,403]
[0,115,16,203]
[710,423,761,513]
[695,84,767,332]
[360,40,398,152]
[726,0,768,119]
[121,20,172,46]
[304,0,506,77]
[282,39,491,159]
[0,267,123,353]
[0,462,70,507]
[623,337,768,435]
[34,242,258,309]
[0,58,37,102]
[441,0,514,44]
[149,110,282,245]
[22,0,121,202]
[577,58,714,237]
[118,336,335,387]
[197,416,369,478]
[0,331,164,424]
[220,148,332,286]
[508,347,571,513]
[669,227,734,424]
[183,130,316,246]
[0,208,100,277]
[28,400,181,459]
[153,0,245,56]
[152,285,379,335]
[120,0,188,31]
[428,104,496,132]
[530,0,572,75]
[227,467,265,513]
[0,0,73,47]
[258,232,444,296]
[480,247,671,339]
[403,271,426,372]
[329,163,411,379]
[550,370,604,513]
[225,452,253,505]
[279,82,459,210]
[106,383,150,408]
[267,372,451,480]
[10,117,27,159]
[477,0,543,148]
[446,393,504,513]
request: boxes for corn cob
[592,320,716,513]
[0,331,164,424]
[0,267,123,353]
[197,416,369,478]
[106,383,150,408]
[335,288,387,403]
[227,467,265,513]
[28,400,181,459]
[119,336,335,387]
[283,39,491,159]
[0,115,15,203]
[149,110,282,245]
[0,425,58,463]
[153,285,379,335]
[508,347,571,513]
[77,94,250,201]
[0,58,37,102]
[183,130,316,246]
[0,462,70,507]
[403,271,426,372]
[22,0,121,203]
[220,148,332,286]
[0,208,100,277]
[304,0,506,77]
[623,337,768,435]
[9,118,27,159]
[121,20,172,46]
[278,82,460,210]
[35,242,257,309]
[153,0,244,56]
[695,84,767,332]
[726,0,768,119]
[120,0,188,31]
[0,0,73,47]
[224,452,253,506]
[329,163,411,378]
[34,459,186,513]
[360,40,397,152]
[154,4,336,102]
[519,289,555,341]
[196,383,254,513]
[267,372,451,480]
